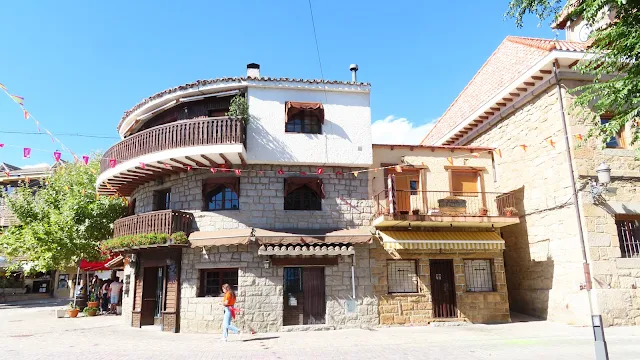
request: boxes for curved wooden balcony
[113,210,194,238]
[97,117,246,196]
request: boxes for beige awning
[380,231,505,251]
[255,228,373,245]
[189,229,252,247]
[258,244,355,256]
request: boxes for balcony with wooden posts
[373,189,520,228]
[97,116,246,196]
[112,210,194,238]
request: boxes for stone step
[279,324,336,332]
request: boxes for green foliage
[506,1,640,153]
[0,277,24,288]
[226,94,249,124]
[99,232,188,252]
[67,302,80,310]
[0,157,127,272]
[83,306,99,314]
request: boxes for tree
[506,0,640,152]
[0,158,126,272]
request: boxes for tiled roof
[421,36,587,145]
[552,0,581,29]
[118,77,370,131]
[1,163,20,172]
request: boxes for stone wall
[465,84,591,325]
[371,240,509,325]
[179,244,378,333]
[121,261,136,327]
[131,165,372,231]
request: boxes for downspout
[351,254,356,298]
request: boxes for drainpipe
[553,61,608,360]
[351,254,356,298]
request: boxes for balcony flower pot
[87,294,98,309]
[478,207,489,216]
[83,307,99,317]
[504,207,518,217]
[437,196,467,216]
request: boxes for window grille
[199,269,238,297]
[616,218,640,258]
[464,259,493,292]
[387,260,418,293]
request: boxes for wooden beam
[478,115,489,120]
[219,154,232,168]
[169,158,193,169]
[509,92,520,97]
[472,119,484,124]
[484,111,494,116]
[502,97,513,103]
[145,164,173,174]
[568,60,579,69]
[540,70,552,74]
[200,155,219,168]
[184,156,208,168]
[523,82,534,87]
[531,76,543,81]
[490,107,500,111]
[516,87,527,92]
[496,102,506,107]
[238,153,247,168]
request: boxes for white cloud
[21,163,50,169]
[371,116,437,145]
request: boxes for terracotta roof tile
[420,36,586,145]
[118,77,369,131]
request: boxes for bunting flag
[108,159,116,168]
[45,130,55,143]
[3,171,9,177]
[235,169,241,175]
[277,169,285,175]
[394,165,403,172]
[35,120,41,133]
[447,157,453,165]
[352,171,358,177]
[53,151,62,162]
[471,153,480,158]
[186,165,192,171]
[317,167,324,175]
[258,170,264,175]
[575,134,583,141]
[494,149,502,158]
[0,143,4,148]
[73,154,79,163]
[520,144,528,151]
[139,162,146,169]
[23,147,31,158]
[210,168,217,173]
[23,109,29,120]
[335,171,343,176]
[546,138,556,148]
[10,95,24,105]
[82,155,90,165]
[25,177,30,184]
[0,83,6,91]
[300,171,307,176]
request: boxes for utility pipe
[351,254,356,298]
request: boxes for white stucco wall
[246,86,372,167]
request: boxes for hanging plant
[226,94,249,125]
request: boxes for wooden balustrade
[112,210,194,238]
[100,117,246,173]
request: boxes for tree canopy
[506,0,640,152]
[0,159,126,272]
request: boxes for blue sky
[0,0,557,167]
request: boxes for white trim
[137,100,179,121]
[382,240,505,244]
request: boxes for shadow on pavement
[242,336,280,342]
[0,298,69,310]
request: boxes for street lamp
[589,163,612,202]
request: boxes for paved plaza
[2,300,640,360]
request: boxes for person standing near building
[221,283,240,341]
[101,280,111,313]
[108,277,122,314]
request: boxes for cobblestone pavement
[2,300,640,360]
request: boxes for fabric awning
[285,101,325,123]
[255,228,373,245]
[80,258,116,271]
[379,231,505,250]
[258,244,355,256]
[189,229,252,247]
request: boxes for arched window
[284,178,324,211]
[202,178,240,211]
[285,101,324,134]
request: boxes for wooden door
[387,169,420,213]
[430,260,457,318]
[141,266,159,326]
[302,267,326,325]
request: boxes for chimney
[247,63,260,78]
[349,64,359,82]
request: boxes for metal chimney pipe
[349,64,359,82]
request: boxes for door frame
[429,259,457,318]
[282,265,327,326]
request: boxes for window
[616,216,640,258]
[199,269,238,297]
[285,110,322,134]
[464,260,494,292]
[284,185,322,210]
[205,185,239,211]
[387,260,418,293]
[152,189,171,211]
[600,116,626,148]
[127,198,136,216]
[284,267,303,294]
[450,171,479,196]
[409,180,418,195]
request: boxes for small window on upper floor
[285,101,324,134]
[284,178,324,211]
[600,116,626,149]
[152,189,171,211]
[450,170,480,197]
[202,177,240,211]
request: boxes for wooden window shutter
[451,171,479,194]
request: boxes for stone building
[368,144,518,324]
[420,9,640,326]
[98,64,378,333]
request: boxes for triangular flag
[109,159,117,168]
[23,109,29,120]
[3,171,9,177]
[35,120,41,133]
[186,165,192,171]
[0,83,6,91]
[82,155,90,165]
[546,138,556,148]
[25,177,30,184]
[210,168,217,173]
[258,170,264,175]
[494,149,502,158]
[10,95,24,105]
[575,134,583,141]
[317,167,324,174]
[447,157,453,165]
[235,169,241,175]
[520,144,528,151]
[73,155,79,163]
[163,163,171,168]
[139,162,146,169]
[53,151,62,162]
[395,165,403,172]
[300,171,307,176]
[277,169,284,175]
[353,171,358,177]
[45,130,55,143]
[471,153,480,158]
[0,143,4,148]
[219,164,227,169]
[335,171,343,176]
[23,147,31,158]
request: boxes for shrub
[99,232,187,252]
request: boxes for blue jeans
[223,306,239,338]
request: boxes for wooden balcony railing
[112,210,194,238]
[100,117,246,173]
[374,190,516,217]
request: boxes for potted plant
[504,207,518,217]
[83,306,99,317]
[478,207,489,216]
[67,302,80,318]
[87,294,99,309]
[412,208,420,215]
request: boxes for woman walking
[221,284,240,341]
